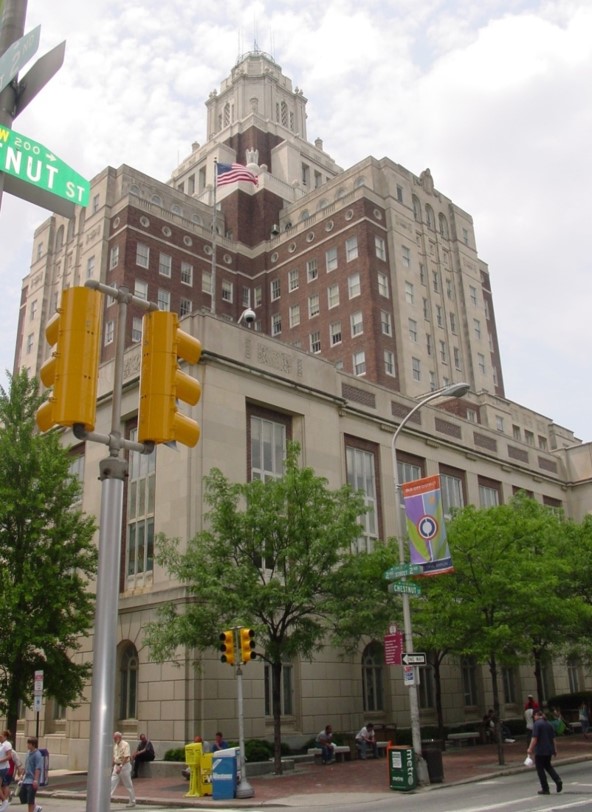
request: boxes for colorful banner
[401,474,453,575]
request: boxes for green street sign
[388,581,422,596]
[384,563,423,580]
[0,125,89,206]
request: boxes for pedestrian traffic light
[138,311,201,446]
[239,628,256,663]
[220,631,235,665]
[36,286,102,433]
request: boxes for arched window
[151,195,162,206]
[55,226,64,250]
[425,204,435,230]
[66,218,75,242]
[412,195,421,223]
[118,643,138,721]
[362,642,384,712]
[439,213,449,239]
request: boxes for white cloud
[1,0,590,440]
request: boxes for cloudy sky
[1,0,590,441]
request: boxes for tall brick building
[16,48,507,422]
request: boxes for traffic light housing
[220,631,235,665]
[239,628,256,663]
[138,311,201,446]
[36,286,102,433]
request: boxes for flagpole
[211,159,218,316]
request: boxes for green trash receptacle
[388,745,417,791]
[422,745,444,783]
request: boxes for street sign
[388,580,422,596]
[384,563,423,580]
[402,652,427,666]
[384,631,404,666]
[403,665,415,686]
[15,40,66,117]
[0,126,89,206]
[33,669,44,694]
[33,694,42,712]
[0,25,41,95]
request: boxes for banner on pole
[401,474,453,575]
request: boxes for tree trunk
[532,646,544,707]
[488,654,505,766]
[431,651,446,741]
[271,660,283,774]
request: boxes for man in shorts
[19,737,43,812]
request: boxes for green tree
[145,443,401,772]
[0,371,98,739]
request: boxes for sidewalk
[42,735,592,808]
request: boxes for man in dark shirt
[526,709,562,795]
[130,734,155,779]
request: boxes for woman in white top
[0,730,14,812]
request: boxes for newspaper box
[212,747,238,801]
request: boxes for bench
[447,731,481,747]
[307,745,351,763]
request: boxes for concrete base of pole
[416,754,430,786]
[235,777,255,798]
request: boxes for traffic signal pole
[75,282,156,812]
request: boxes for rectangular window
[396,184,403,202]
[327,283,340,309]
[104,320,115,346]
[496,416,505,432]
[271,279,281,300]
[157,288,171,311]
[202,271,212,294]
[380,310,392,336]
[418,666,434,709]
[222,280,233,302]
[253,285,262,307]
[470,285,478,306]
[419,263,426,285]
[446,278,453,299]
[462,657,478,706]
[109,245,119,270]
[377,273,389,297]
[524,429,534,446]
[412,357,421,381]
[352,350,366,376]
[92,194,100,213]
[502,667,517,705]
[345,236,358,262]
[309,331,321,353]
[326,247,338,272]
[330,321,342,345]
[308,293,320,318]
[136,242,150,268]
[181,262,193,285]
[375,236,386,261]
[159,253,172,277]
[462,227,469,245]
[408,318,417,342]
[432,271,440,293]
[478,352,486,374]
[86,255,95,279]
[454,347,462,370]
[126,427,156,581]
[397,454,423,484]
[289,304,300,328]
[26,333,34,353]
[402,245,411,267]
[405,281,414,304]
[439,340,447,363]
[450,313,457,333]
[350,311,363,337]
[348,273,361,298]
[440,470,465,516]
[242,286,251,308]
[479,477,501,507]
[423,298,429,320]
[250,414,287,482]
[345,444,378,554]
[306,259,318,281]
[264,662,293,717]
[436,305,443,327]
[426,334,433,356]
[512,425,521,441]
[473,318,481,338]
[134,280,148,301]
[132,317,142,343]
[289,269,299,291]
[271,313,282,335]
[384,350,395,377]
[179,297,192,317]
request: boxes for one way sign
[402,652,427,666]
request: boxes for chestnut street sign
[0,125,89,206]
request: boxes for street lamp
[391,382,470,785]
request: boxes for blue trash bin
[212,748,238,801]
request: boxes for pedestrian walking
[111,732,136,808]
[18,737,44,812]
[527,708,562,795]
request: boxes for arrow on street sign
[402,652,427,666]
[388,580,422,596]
[0,126,89,209]
[0,25,41,95]
[384,563,424,580]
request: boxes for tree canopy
[0,371,98,738]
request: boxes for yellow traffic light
[36,286,102,433]
[138,311,201,446]
[219,631,235,665]
[239,628,256,664]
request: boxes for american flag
[216,162,258,187]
